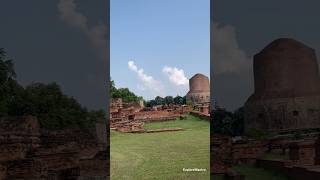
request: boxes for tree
[110,80,143,103]
[164,96,174,105]
[0,48,16,83]
[182,96,187,104]
[155,96,164,105]
[0,48,17,116]
[212,107,246,137]
[232,107,245,136]
[146,99,157,107]
[110,79,117,97]
[173,95,184,105]
[212,109,232,135]
[0,48,105,130]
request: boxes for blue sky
[111,0,210,100]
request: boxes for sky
[0,0,107,110]
[111,0,210,100]
[213,0,320,111]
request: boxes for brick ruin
[211,134,268,175]
[110,73,211,133]
[0,116,108,179]
[255,136,320,179]
[110,98,194,133]
[211,134,232,174]
[212,133,320,179]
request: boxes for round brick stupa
[250,38,320,101]
[245,38,320,132]
[186,73,210,104]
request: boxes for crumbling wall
[0,116,108,179]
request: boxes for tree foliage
[173,95,184,105]
[0,48,105,130]
[145,95,187,107]
[212,107,245,137]
[110,79,143,103]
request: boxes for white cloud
[57,0,87,30]
[213,23,250,74]
[128,60,164,96]
[162,66,189,86]
[57,0,107,60]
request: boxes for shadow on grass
[232,164,290,180]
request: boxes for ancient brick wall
[0,116,108,179]
[211,134,232,174]
[232,142,267,163]
[134,111,179,122]
[289,141,315,166]
[245,96,320,132]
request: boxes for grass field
[110,115,210,180]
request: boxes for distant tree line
[144,95,190,107]
[0,48,105,130]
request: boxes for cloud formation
[57,0,107,60]
[162,66,189,86]
[128,60,164,96]
[213,23,251,74]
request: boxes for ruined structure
[211,134,232,174]
[245,38,320,132]
[0,116,108,179]
[110,98,192,133]
[255,136,320,179]
[186,73,210,105]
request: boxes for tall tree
[0,48,17,116]
[110,80,143,103]
[164,96,174,105]
[0,48,105,130]
[173,95,184,105]
[155,96,164,105]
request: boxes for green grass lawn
[110,115,210,180]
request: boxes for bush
[246,128,269,140]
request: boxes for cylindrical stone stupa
[245,38,320,132]
[186,73,210,104]
[250,38,320,101]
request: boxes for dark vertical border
[210,0,214,178]
[106,0,110,178]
